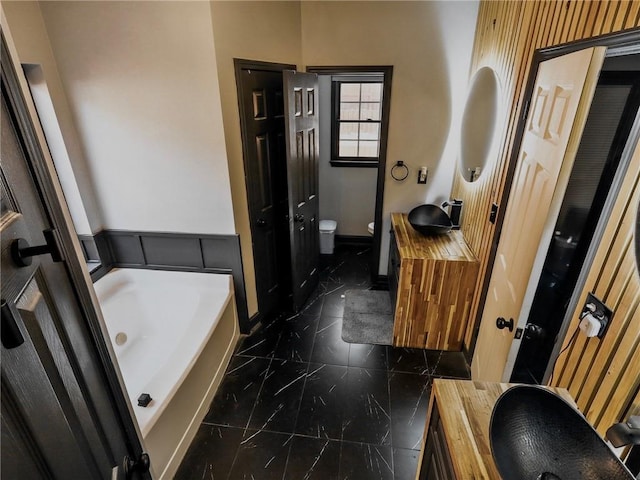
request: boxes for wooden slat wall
[551,139,640,435]
[455,1,640,433]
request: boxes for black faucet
[442,199,463,230]
[606,416,640,447]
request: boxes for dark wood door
[237,63,293,318]
[283,71,320,310]
[1,43,141,479]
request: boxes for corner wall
[300,1,479,273]
[36,1,234,235]
[209,1,303,317]
[2,0,102,234]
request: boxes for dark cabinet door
[419,403,456,480]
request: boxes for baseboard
[373,275,389,290]
[335,235,373,247]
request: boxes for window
[331,76,384,167]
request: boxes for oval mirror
[460,67,500,182]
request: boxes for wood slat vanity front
[390,213,479,350]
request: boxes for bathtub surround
[82,230,250,333]
[94,269,239,480]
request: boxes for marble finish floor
[175,245,471,480]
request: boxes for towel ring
[391,161,409,181]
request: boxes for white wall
[301,1,479,273]
[36,1,234,234]
[317,75,377,236]
[3,1,103,234]
[209,1,303,316]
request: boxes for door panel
[238,67,292,318]
[472,47,606,382]
[1,52,137,478]
[284,71,320,310]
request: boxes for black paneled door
[1,41,141,479]
[284,70,320,311]
[237,63,294,318]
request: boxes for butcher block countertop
[418,379,574,479]
[391,213,477,262]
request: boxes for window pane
[339,123,359,140]
[361,83,382,102]
[359,123,380,140]
[339,141,358,157]
[360,102,381,121]
[340,83,360,102]
[359,140,379,157]
[340,102,360,120]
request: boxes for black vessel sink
[407,204,452,235]
[490,385,633,480]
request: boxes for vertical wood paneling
[456,0,640,433]
[551,140,640,435]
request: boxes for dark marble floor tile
[235,319,282,358]
[203,356,270,428]
[311,316,350,366]
[249,359,308,433]
[296,363,348,440]
[321,245,372,286]
[342,367,391,445]
[389,372,431,450]
[339,442,394,480]
[321,284,347,317]
[387,347,428,374]
[272,313,319,362]
[393,448,421,480]
[283,436,341,480]
[174,424,243,480]
[228,429,291,479]
[425,350,471,378]
[348,343,388,370]
[299,291,325,316]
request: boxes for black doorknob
[256,218,267,228]
[294,214,305,223]
[496,317,514,332]
[11,229,62,267]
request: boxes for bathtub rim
[93,268,234,437]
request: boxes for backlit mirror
[460,66,500,182]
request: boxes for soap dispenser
[442,199,463,229]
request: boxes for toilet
[367,222,375,235]
[319,220,337,254]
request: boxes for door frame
[1,31,145,474]
[468,29,640,365]
[306,65,393,286]
[234,58,296,326]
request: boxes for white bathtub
[94,268,239,479]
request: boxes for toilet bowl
[367,222,375,235]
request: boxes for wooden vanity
[389,213,479,350]
[417,379,573,479]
